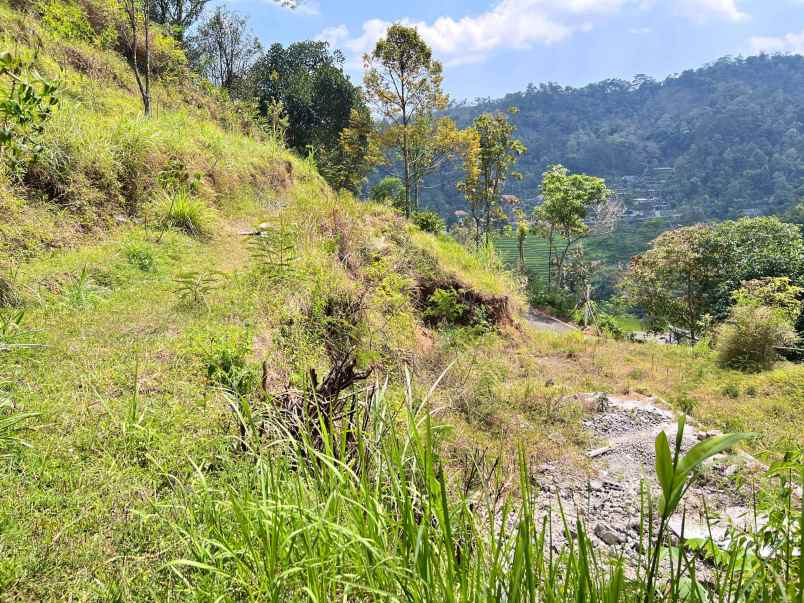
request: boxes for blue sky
[223,0,804,101]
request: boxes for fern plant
[173,271,223,308]
[248,220,298,284]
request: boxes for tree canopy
[622,217,804,338]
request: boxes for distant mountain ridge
[426,54,804,224]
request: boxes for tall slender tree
[121,0,152,116]
[534,164,611,290]
[189,7,261,92]
[458,110,526,247]
[363,24,448,216]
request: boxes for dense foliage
[622,217,804,339]
[428,55,804,222]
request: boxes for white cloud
[750,30,804,55]
[317,0,638,67]
[675,0,748,23]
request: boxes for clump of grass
[0,395,38,457]
[62,265,100,307]
[161,190,210,237]
[673,393,697,416]
[122,241,156,272]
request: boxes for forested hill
[428,54,804,222]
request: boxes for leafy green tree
[534,164,610,290]
[708,217,804,314]
[621,225,726,340]
[189,7,261,91]
[622,217,804,340]
[363,24,447,216]
[148,0,209,42]
[458,110,525,247]
[318,105,381,193]
[407,114,463,209]
[244,41,370,190]
[731,277,803,323]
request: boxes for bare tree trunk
[546,225,554,291]
[144,0,151,114]
[124,0,151,116]
[518,232,525,271]
[556,239,574,289]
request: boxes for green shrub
[202,334,256,397]
[525,271,574,319]
[673,394,697,415]
[0,50,61,176]
[123,241,155,272]
[721,383,740,399]
[368,176,404,210]
[424,288,467,325]
[162,190,209,237]
[412,210,445,234]
[37,0,95,43]
[716,303,798,372]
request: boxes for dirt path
[531,394,763,558]
[525,309,579,333]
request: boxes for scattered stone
[627,519,641,532]
[668,517,727,544]
[589,479,604,491]
[697,429,724,441]
[587,446,612,458]
[595,524,623,545]
[723,464,739,478]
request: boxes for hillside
[427,55,804,226]
[0,4,801,600]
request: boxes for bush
[716,304,798,372]
[162,190,209,237]
[411,210,445,234]
[37,0,95,43]
[202,334,256,397]
[525,271,575,319]
[123,241,155,272]
[369,176,404,210]
[424,288,467,325]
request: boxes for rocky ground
[529,393,767,560]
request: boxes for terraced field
[493,235,551,278]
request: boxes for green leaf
[655,430,674,500]
[675,433,752,482]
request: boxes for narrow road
[525,309,578,333]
